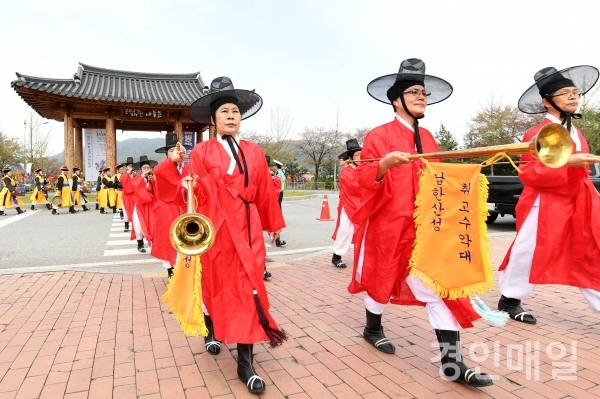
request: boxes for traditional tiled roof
[11,63,206,106]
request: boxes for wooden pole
[64,111,74,168]
[209,125,215,139]
[74,123,83,169]
[175,116,183,142]
[105,113,116,168]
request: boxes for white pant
[132,206,144,241]
[359,219,461,331]
[333,207,354,256]
[500,200,600,313]
[122,207,130,223]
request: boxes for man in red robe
[331,139,362,268]
[349,59,492,387]
[498,65,600,323]
[131,156,156,253]
[180,77,286,394]
[151,133,190,278]
[119,157,136,233]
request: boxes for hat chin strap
[544,97,581,132]
[399,96,425,154]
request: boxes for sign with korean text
[123,108,167,119]
[409,161,493,299]
[83,129,106,182]
[182,132,196,165]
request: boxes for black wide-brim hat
[126,157,135,166]
[34,167,42,173]
[518,65,599,114]
[367,58,453,105]
[114,164,123,170]
[72,166,80,171]
[155,132,192,154]
[2,167,10,173]
[188,77,263,125]
[338,138,362,160]
[265,155,276,167]
[60,166,69,171]
[133,155,158,169]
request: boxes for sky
[1,0,600,157]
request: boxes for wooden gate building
[11,63,211,171]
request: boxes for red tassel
[253,292,288,348]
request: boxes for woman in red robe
[179,77,286,394]
[498,65,600,323]
[131,156,156,252]
[119,157,136,233]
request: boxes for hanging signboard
[84,129,106,182]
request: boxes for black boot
[263,265,272,280]
[167,267,174,279]
[435,330,493,387]
[82,205,89,211]
[275,238,286,247]
[16,207,25,214]
[69,206,78,214]
[100,207,107,214]
[332,253,347,268]
[498,295,536,324]
[95,203,99,210]
[204,315,221,355]
[112,207,117,213]
[46,203,51,210]
[237,344,265,393]
[120,210,124,220]
[0,211,5,216]
[137,240,146,253]
[124,222,130,232]
[363,309,395,354]
[51,209,59,215]
[30,205,35,211]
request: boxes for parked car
[486,162,600,223]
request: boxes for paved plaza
[0,234,598,398]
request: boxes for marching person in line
[331,139,362,268]
[263,155,281,280]
[71,166,90,211]
[131,156,156,253]
[0,167,26,215]
[349,59,492,387]
[96,168,103,210]
[114,164,124,219]
[119,157,136,233]
[52,166,75,215]
[30,167,50,210]
[498,65,600,323]
[271,160,287,247]
[180,77,286,394]
[151,133,190,278]
[100,167,117,214]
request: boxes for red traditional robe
[348,118,480,328]
[499,119,600,289]
[120,173,136,231]
[332,165,361,240]
[151,159,189,264]
[175,138,285,344]
[131,174,155,242]
[273,175,282,198]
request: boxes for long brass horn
[169,180,215,255]
[355,123,573,168]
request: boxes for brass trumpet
[353,123,573,169]
[169,180,215,255]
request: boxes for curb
[282,194,318,201]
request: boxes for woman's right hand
[376,151,411,181]
[566,153,600,168]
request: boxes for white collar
[394,113,415,132]
[216,133,240,175]
[545,114,581,151]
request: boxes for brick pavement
[0,234,598,398]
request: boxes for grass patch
[284,191,315,197]
[16,193,98,204]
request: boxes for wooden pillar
[63,111,74,167]
[174,117,183,142]
[74,123,83,169]
[196,130,203,143]
[209,125,216,139]
[105,113,116,168]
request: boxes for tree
[434,124,459,151]
[285,161,308,180]
[343,126,370,147]
[575,88,600,155]
[0,131,21,169]
[298,126,342,188]
[24,110,53,172]
[241,106,295,163]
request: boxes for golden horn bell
[403,123,573,168]
[169,181,215,256]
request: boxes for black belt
[238,195,252,248]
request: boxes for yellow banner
[409,161,493,299]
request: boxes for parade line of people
[1,59,599,393]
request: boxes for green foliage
[0,132,21,168]
[574,102,600,155]
[434,124,459,151]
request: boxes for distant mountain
[50,137,166,164]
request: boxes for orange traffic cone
[317,194,334,221]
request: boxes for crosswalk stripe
[109,233,130,238]
[104,248,146,256]
[107,240,136,246]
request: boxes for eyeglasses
[403,89,431,98]
[550,90,582,99]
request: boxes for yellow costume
[1,175,24,208]
[30,175,48,204]
[114,173,123,210]
[99,176,116,209]
[53,173,73,207]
